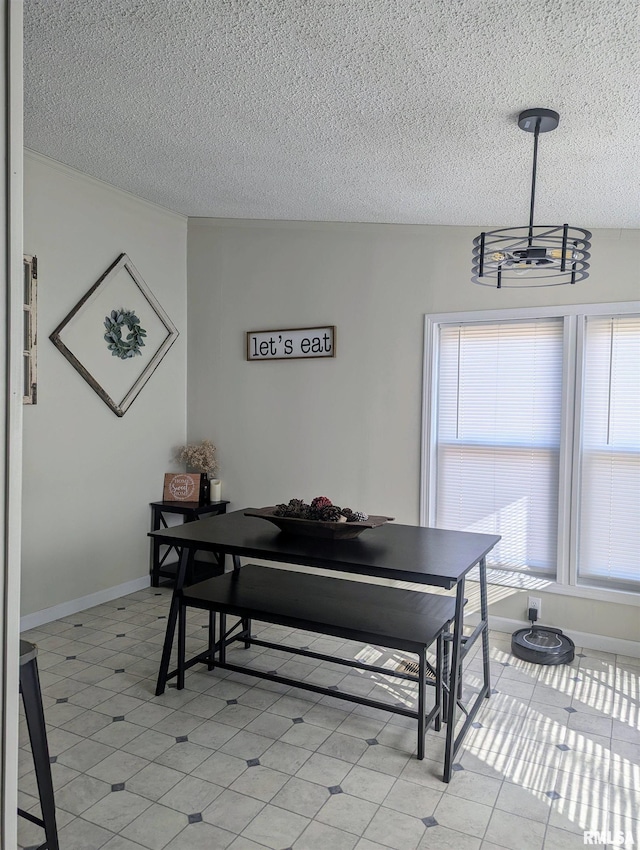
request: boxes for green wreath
[103,309,147,359]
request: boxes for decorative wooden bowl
[244,507,394,540]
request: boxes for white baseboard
[20,575,151,632]
[470,612,640,658]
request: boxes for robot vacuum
[511,624,575,665]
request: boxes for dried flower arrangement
[176,439,218,476]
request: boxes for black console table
[149,500,229,587]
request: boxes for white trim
[467,612,640,658]
[569,315,588,588]
[419,315,434,526]
[3,3,24,846]
[24,149,188,224]
[425,301,640,325]
[20,576,151,632]
[556,315,577,587]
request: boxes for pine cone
[348,510,369,522]
[340,507,353,519]
[319,505,344,522]
[287,498,307,517]
[311,496,332,511]
[274,503,289,517]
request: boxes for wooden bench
[177,563,457,760]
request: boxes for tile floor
[17,583,639,850]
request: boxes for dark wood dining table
[150,509,500,781]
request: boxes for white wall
[21,152,188,617]
[187,218,640,646]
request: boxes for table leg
[443,578,465,782]
[156,546,193,696]
[479,556,491,697]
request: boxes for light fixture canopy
[472,108,591,288]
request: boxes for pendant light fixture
[472,108,591,288]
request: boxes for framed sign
[247,326,336,361]
[163,473,202,502]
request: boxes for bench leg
[479,556,491,698]
[151,539,161,587]
[208,611,216,671]
[219,614,227,664]
[434,633,443,733]
[177,595,186,690]
[417,646,426,760]
[231,556,251,650]
[441,631,450,720]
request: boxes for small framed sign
[163,473,202,502]
[246,326,336,361]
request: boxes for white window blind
[577,314,640,591]
[435,318,564,577]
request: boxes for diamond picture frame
[50,253,179,416]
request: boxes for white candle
[209,479,222,502]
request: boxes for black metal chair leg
[20,647,59,850]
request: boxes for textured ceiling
[24,0,640,227]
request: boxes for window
[423,302,640,596]
[23,254,38,404]
[576,315,640,592]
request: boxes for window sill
[468,566,640,607]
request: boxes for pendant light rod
[528,116,541,246]
[519,108,558,247]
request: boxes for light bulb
[549,248,576,261]
[490,251,506,262]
